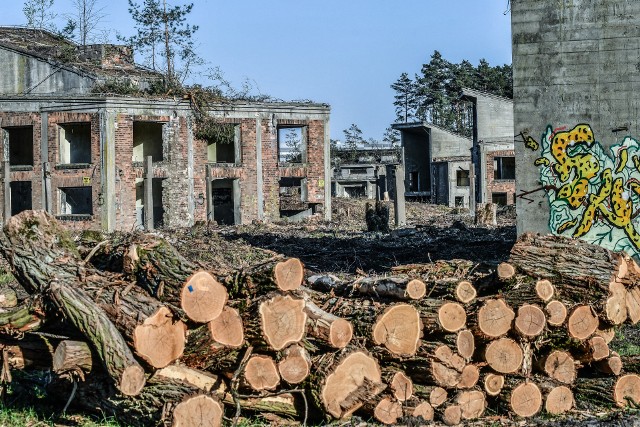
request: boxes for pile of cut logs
[0,211,639,426]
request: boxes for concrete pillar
[42,162,52,213]
[144,155,154,230]
[469,163,476,215]
[394,164,406,227]
[100,110,116,232]
[255,117,264,221]
[40,112,50,212]
[233,179,241,225]
[205,164,213,222]
[3,161,10,224]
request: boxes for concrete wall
[0,47,95,95]
[513,0,640,258]
[464,89,514,142]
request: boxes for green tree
[391,72,418,123]
[382,126,400,147]
[23,0,57,32]
[416,50,452,127]
[124,0,200,84]
[284,128,302,163]
[343,124,364,163]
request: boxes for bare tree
[23,0,57,32]
[69,0,107,46]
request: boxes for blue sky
[1,0,513,141]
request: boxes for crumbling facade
[512,0,640,259]
[0,27,331,231]
[393,88,515,208]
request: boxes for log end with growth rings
[374,397,403,425]
[274,258,304,291]
[455,281,476,304]
[497,262,516,280]
[259,294,307,351]
[478,299,515,338]
[606,281,628,325]
[372,303,422,356]
[614,374,640,408]
[535,279,555,302]
[172,394,223,427]
[510,381,542,418]
[181,271,228,323]
[119,365,146,397]
[457,364,480,389]
[514,304,546,338]
[328,318,353,349]
[457,390,486,420]
[485,338,523,374]
[438,302,467,333]
[321,351,384,419]
[429,386,448,408]
[442,405,462,426]
[412,401,434,421]
[406,279,427,300]
[568,305,599,340]
[456,329,475,360]
[545,300,567,326]
[133,306,186,369]
[278,345,311,385]
[545,385,574,415]
[484,373,504,396]
[390,371,413,401]
[544,350,576,384]
[207,306,244,348]
[244,355,280,391]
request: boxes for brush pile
[0,211,639,426]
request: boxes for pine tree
[343,124,364,163]
[382,126,400,147]
[391,72,418,123]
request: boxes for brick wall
[485,149,516,204]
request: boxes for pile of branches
[0,211,639,426]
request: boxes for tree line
[391,50,512,137]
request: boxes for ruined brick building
[0,27,331,231]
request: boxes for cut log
[484,338,523,374]
[53,340,93,375]
[303,298,352,349]
[181,324,242,373]
[574,336,609,363]
[567,305,598,340]
[430,386,448,407]
[537,350,577,385]
[278,344,311,385]
[545,300,567,326]
[409,400,434,421]
[244,355,280,391]
[208,306,244,348]
[456,329,475,361]
[172,395,224,427]
[497,262,515,280]
[0,336,56,370]
[373,397,403,425]
[483,373,504,396]
[614,374,640,407]
[181,271,228,323]
[457,364,480,389]
[510,233,637,289]
[353,277,427,300]
[476,298,515,338]
[273,258,304,291]
[514,304,546,338]
[388,370,413,401]
[508,381,542,417]
[441,404,462,426]
[606,281,628,325]
[372,303,422,356]
[154,365,301,417]
[535,279,555,302]
[626,286,640,324]
[475,202,497,226]
[317,349,384,419]
[544,385,574,415]
[595,352,623,375]
[456,390,486,420]
[421,301,467,333]
[133,306,186,368]
[595,326,616,344]
[455,281,476,304]
[259,294,307,350]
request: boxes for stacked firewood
[0,211,639,426]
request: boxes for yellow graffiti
[534,157,550,166]
[524,135,539,151]
[550,124,597,182]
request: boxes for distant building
[331,147,399,199]
[0,27,331,230]
[393,88,515,208]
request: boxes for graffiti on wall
[526,124,640,258]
